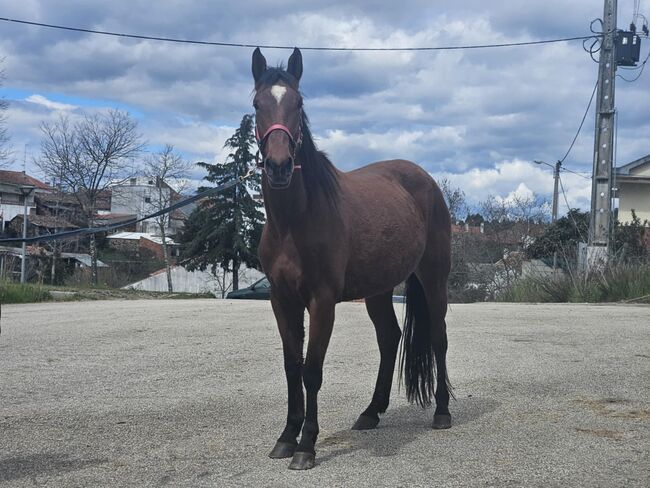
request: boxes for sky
[0,1,649,215]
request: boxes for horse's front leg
[269,295,306,459]
[289,296,335,470]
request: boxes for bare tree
[0,62,11,167]
[37,110,144,285]
[438,178,466,223]
[477,193,549,296]
[142,144,192,292]
[208,266,233,299]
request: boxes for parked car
[226,276,271,300]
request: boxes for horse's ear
[252,47,267,83]
[287,48,303,82]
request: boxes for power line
[617,48,650,81]
[559,79,599,164]
[558,174,586,241]
[561,167,592,180]
[0,16,598,52]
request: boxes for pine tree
[179,114,264,292]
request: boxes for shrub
[0,281,52,304]
[501,260,650,304]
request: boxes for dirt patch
[574,397,650,420]
[575,427,624,440]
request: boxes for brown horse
[253,47,452,470]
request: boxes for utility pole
[533,160,562,223]
[535,159,561,273]
[552,160,561,223]
[19,185,35,284]
[533,159,561,222]
[588,0,617,270]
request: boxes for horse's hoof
[351,414,379,430]
[432,413,452,429]
[288,451,315,470]
[269,441,297,459]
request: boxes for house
[35,191,85,227]
[0,170,51,232]
[616,154,650,224]
[8,214,78,239]
[0,245,107,282]
[106,231,180,260]
[110,177,188,236]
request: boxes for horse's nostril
[264,158,275,176]
[265,157,294,178]
[280,158,294,175]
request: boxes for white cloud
[1,0,647,213]
[25,94,77,111]
[435,159,593,211]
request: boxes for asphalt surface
[0,299,648,487]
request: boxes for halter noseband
[255,113,303,170]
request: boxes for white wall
[1,202,35,231]
[111,181,175,234]
[618,182,650,224]
[125,265,264,296]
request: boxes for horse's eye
[253,101,259,110]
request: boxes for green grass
[500,262,650,304]
[0,282,53,304]
[0,281,215,304]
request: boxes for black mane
[297,112,340,208]
[255,68,340,208]
[255,67,299,91]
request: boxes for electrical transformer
[615,30,641,67]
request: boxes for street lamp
[534,160,562,223]
[19,185,36,284]
[534,160,563,274]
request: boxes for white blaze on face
[270,85,287,105]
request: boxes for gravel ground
[0,300,648,487]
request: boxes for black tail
[399,274,435,407]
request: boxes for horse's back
[338,159,450,299]
[345,159,449,228]
[347,159,440,198]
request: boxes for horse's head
[252,47,303,189]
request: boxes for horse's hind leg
[415,266,453,429]
[352,290,402,430]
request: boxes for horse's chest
[264,252,306,297]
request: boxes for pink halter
[255,117,303,169]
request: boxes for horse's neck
[263,176,309,233]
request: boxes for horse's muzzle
[265,157,295,189]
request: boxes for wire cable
[611,107,619,244]
[561,167,592,180]
[0,16,598,52]
[558,174,586,241]
[559,79,598,164]
[0,173,249,245]
[617,48,650,81]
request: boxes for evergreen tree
[614,210,649,261]
[525,209,589,262]
[179,114,264,292]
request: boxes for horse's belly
[341,214,426,300]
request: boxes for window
[144,197,151,203]
[130,178,137,185]
[1,193,20,204]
